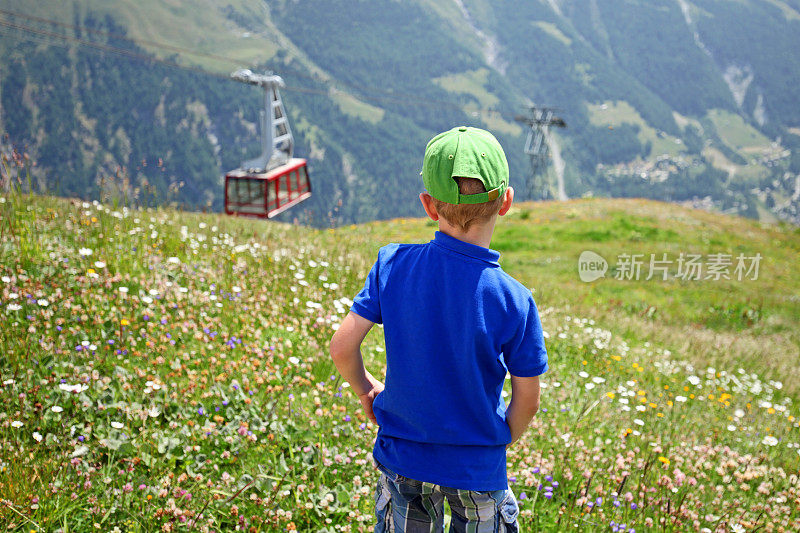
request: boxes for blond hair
[430,177,504,232]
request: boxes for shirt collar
[431,231,500,266]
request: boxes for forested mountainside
[1,0,799,225]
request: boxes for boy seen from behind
[329,126,548,532]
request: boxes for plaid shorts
[373,458,519,533]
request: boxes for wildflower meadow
[1,187,799,531]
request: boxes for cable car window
[277,173,291,202]
[227,178,266,216]
[267,179,277,210]
[297,166,310,192]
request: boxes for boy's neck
[437,216,497,249]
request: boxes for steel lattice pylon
[514,105,566,200]
[231,69,295,173]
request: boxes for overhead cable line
[0,7,493,113]
[0,10,514,120]
[0,8,249,67]
[0,18,332,98]
[0,18,231,81]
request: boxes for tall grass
[1,193,798,531]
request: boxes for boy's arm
[506,374,541,448]
[329,311,384,423]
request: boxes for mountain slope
[0,0,799,225]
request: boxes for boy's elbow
[509,375,541,415]
[509,394,539,417]
[529,398,540,416]
[328,335,343,362]
[328,332,350,363]
[518,395,539,416]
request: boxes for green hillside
[2,192,799,530]
[1,0,799,226]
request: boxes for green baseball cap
[422,126,509,205]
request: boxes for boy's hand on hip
[329,311,384,424]
[357,380,384,424]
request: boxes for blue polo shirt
[350,231,548,491]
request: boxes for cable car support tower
[514,105,566,200]
[224,69,311,219]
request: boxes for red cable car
[224,158,310,218]
[224,69,311,219]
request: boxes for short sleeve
[350,255,382,324]
[501,295,548,377]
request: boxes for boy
[329,126,548,532]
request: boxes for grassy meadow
[1,188,799,532]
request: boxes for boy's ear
[498,186,514,216]
[419,192,440,221]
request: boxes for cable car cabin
[224,158,311,219]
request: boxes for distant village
[596,143,799,225]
